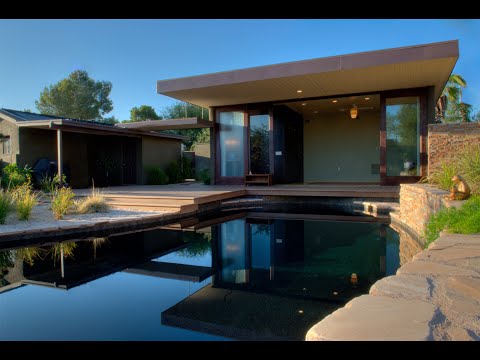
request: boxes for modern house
[0,109,186,188]
[141,40,459,186]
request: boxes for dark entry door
[122,142,137,184]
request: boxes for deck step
[108,202,198,213]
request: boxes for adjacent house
[0,109,186,188]
[143,40,458,186]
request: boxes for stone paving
[306,232,480,341]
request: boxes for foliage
[15,247,46,267]
[0,189,13,224]
[1,164,32,189]
[182,157,195,180]
[35,70,113,120]
[76,187,109,214]
[198,168,211,185]
[177,232,212,258]
[424,195,480,247]
[444,102,473,123]
[165,161,183,183]
[11,183,39,220]
[49,242,77,266]
[101,116,119,124]
[458,143,480,194]
[424,161,459,191]
[145,166,169,185]
[426,144,480,195]
[161,102,210,149]
[0,250,14,269]
[51,187,75,220]
[39,174,67,193]
[436,74,467,122]
[129,105,161,122]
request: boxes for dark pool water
[0,213,400,341]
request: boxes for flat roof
[0,109,187,141]
[157,40,458,108]
[117,117,213,131]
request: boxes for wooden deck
[74,183,399,212]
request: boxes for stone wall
[393,183,461,242]
[428,122,480,176]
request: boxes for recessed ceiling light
[332,100,338,103]
[297,89,303,93]
[301,103,307,106]
[365,97,370,100]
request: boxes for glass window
[386,97,420,176]
[219,112,245,177]
[249,114,270,174]
[2,137,11,155]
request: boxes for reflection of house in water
[162,214,400,340]
[0,227,209,292]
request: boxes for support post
[57,129,63,187]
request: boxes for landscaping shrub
[0,189,12,224]
[76,187,109,214]
[39,174,67,193]
[198,168,211,185]
[425,161,458,191]
[426,143,480,194]
[458,143,480,194]
[145,166,169,185]
[1,164,32,189]
[51,187,75,220]
[165,161,183,183]
[424,195,480,248]
[11,183,39,221]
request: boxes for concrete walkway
[306,233,480,341]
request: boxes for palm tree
[436,74,467,122]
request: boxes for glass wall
[249,114,270,174]
[219,112,245,177]
[386,97,420,176]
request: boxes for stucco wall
[428,122,480,176]
[303,110,380,182]
[17,128,57,168]
[193,142,211,176]
[141,137,182,183]
[0,118,20,165]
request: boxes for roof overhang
[15,119,187,141]
[117,117,213,131]
[157,40,459,108]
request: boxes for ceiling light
[350,105,358,119]
[301,103,307,106]
[297,90,303,93]
[332,100,338,103]
[365,97,370,100]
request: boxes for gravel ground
[0,203,170,234]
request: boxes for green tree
[101,116,119,124]
[161,102,210,149]
[35,70,113,120]
[436,74,467,122]
[444,102,473,123]
[129,105,161,122]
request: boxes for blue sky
[1,19,479,120]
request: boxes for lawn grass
[424,195,480,248]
